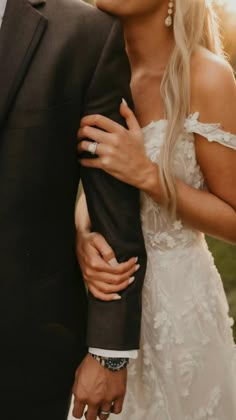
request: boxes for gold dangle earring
[165,1,174,27]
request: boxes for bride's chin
[95,0,123,16]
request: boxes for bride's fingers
[78,140,111,156]
[91,265,137,286]
[78,125,111,143]
[86,232,118,265]
[81,251,138,275]
[80,114,124,134]
[84,263,139,286]
[120,99,140,131]
[88,285,122,302]
[93,276,135,295]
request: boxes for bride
[77,0,236,418]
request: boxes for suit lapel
[0,0,48,129]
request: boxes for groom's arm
[75,189,138,359]
[80,18,147,351]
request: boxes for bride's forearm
[75,187,91,233]
[175,179,236,244]
[142,163,236,245]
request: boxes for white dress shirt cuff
[89,348,138,359]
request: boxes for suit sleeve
[80,19,147,351]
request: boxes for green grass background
[206,238,236,339]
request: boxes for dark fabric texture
[80,12,147,350]
[0,0,147,408]
[1,392,71,420]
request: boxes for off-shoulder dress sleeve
[184,112,236,150]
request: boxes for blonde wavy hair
[160,0,225,217]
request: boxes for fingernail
[135,264,140,272]
[113,294,122,300]
[135,257,139,263]
[129,276,135,285]
[108,257,118,267]
[122,97,128,106]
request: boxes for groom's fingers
[72,400,86,419]
[85,405,99,420]
[111,396,125,415]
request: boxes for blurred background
[83,0,236,338]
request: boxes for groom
[0,0,146,419]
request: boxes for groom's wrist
[90,353,129,372]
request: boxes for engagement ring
[88,141,98,155]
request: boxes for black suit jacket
[0,0,146,398]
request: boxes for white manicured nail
[122,97,128,106]
[129,277,135,285]
[108,258,118,267]
[113,294,122,300]
[135,264,140,272]
[135,257,138,263]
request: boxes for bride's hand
[78,100,156,191]
[76,230,140,301]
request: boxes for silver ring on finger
[100,410,111,416]
[88,141,98,155]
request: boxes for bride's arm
[144,60,236,244]
[78,61,236,245]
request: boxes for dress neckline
[141,112,236,151]
[141,119,167,132]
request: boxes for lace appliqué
[184,386,221,420]
[185,112,236,150]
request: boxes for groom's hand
[72,354,127,420]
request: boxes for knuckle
[118,125,126,135]
[101,248,111,258]
[90,398,100,407]
[90,260,98,269]
[102,285,110,293]
[112,135,119,147]
[92,232,102,242]
[103,399,112,407]
[107,147,115,157]
[113,277,122,285]
[101,156,110,168]
[80,127,88,138]
[94,114,101,125]
[83,268,90,278]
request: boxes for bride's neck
[122,11,174,74]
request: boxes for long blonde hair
[160,0,225,217]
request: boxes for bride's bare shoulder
[190,47,236,125]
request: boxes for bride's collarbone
[131,73,165,127]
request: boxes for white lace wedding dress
[115,113,236,420]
